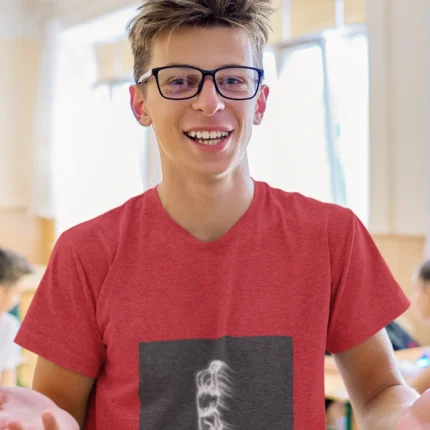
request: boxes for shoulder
[258,181,354,232]
[46,191,154,294]
[59,190,152,255]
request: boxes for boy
[2,1,430,429]
[413,260,430,322]
[0,249,32,386]
[401,260,430,395]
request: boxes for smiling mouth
[184,130,233,146]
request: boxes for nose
[191,76,225,116]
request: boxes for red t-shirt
[16,181,410,429]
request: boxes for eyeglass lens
[156,67,260,99]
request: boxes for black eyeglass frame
[137,65,265,101]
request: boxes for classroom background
[1,0,429,403]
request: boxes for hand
[0,387,79,430]
[397,389,430,429]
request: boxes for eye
[220,77,244,85]
[169,78,188,86]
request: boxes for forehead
[149,26,254,70]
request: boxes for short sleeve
[15,233,106,378]
[326,212,410,354]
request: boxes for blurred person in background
[0,248,32,386]
[405,260,430,394]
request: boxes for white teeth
[186,130,231,144]
[187,131,231,138]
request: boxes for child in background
[405,260,430,394]
[413,260,430,324]
[0,248,32,386]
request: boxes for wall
[368,0,430,237]
[0,0,40,209]
[0,0,55,264]
[55,0,138,27]
[365,1,430,342]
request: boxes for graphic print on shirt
[196,360,233,430]
[138,336,294,430]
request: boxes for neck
[157,161,255,242]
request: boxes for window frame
[266,24,368,210]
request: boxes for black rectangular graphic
[139,336,294,429]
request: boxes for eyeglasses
[137,65,264,101]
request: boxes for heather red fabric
[16,181,409,429]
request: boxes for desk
[324,347,428,430]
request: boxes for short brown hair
[0,248,32,288]
[127,0,274,83]
[418,260,430,283]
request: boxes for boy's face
[130,27,269,178]
[0,284,19,314]
[413,279,430,321]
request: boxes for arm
[334,329,419,429]
[0,368,17,386]
[33,356,95,429]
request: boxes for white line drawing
[196,360,234,430]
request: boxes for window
[249,30,369,225]
[54,79,146,234]
[52,7,147,235]
[326,32,369,223]
[86,81,148,212]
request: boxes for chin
[192,164,234,178]
[187,155,241,177]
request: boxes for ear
[130,85,152,127]
[253,84,270,126]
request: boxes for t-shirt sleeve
[15,233,106,378]
[326,211,410,354]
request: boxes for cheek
[236,105,257,131]
[153,110,179,137]
[418,294,430,316]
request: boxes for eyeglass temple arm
[137,70,153,84]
